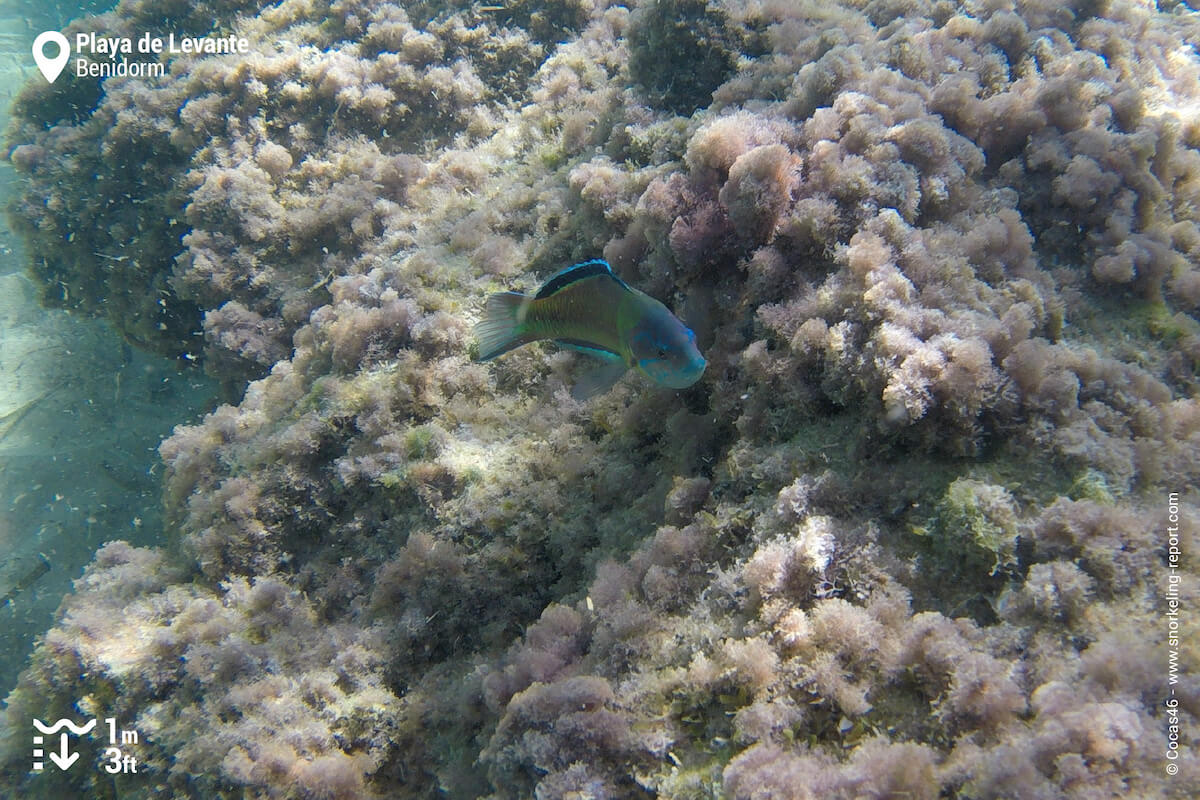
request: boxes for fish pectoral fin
[571,357,628,401]
[555,341,627,397]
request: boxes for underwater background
[0,0,1197,797]
[0,0,218,710]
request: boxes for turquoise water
[0,0,219,702]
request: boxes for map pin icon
[32,31,70,83]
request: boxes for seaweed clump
[628,0,743,116]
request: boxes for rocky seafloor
[2,0,1198,797]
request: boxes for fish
[474,259,706,399]
[1,551,50,607]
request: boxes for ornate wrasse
[474,259,706,398]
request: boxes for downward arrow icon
[48,733,78,770]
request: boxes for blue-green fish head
[628,306,706,389]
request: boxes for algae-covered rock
[3,0,1199,797]
[627,0,745,116]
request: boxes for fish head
[628,308,707,389]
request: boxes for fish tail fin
[475,291,534,361]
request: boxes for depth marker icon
[31,718,96,772]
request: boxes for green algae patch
[1067,468,1117,505]
[916,478,1020,576]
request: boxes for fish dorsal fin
[535,259,627,300]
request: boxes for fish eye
[657,347,667,358]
